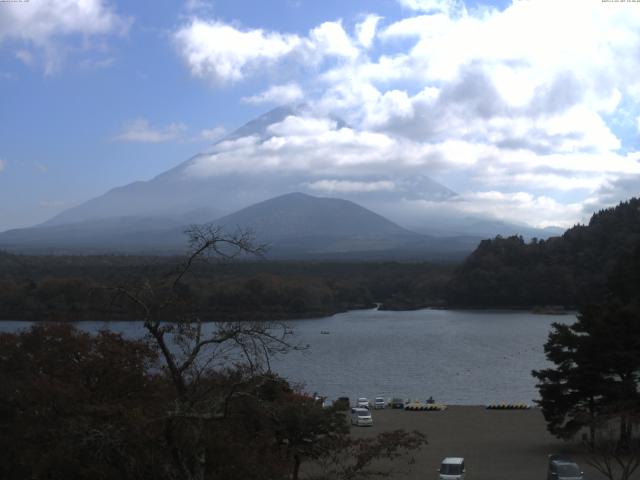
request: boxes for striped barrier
[404,403,447,411]
[486,403,531,410]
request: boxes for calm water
[0,308,573,405]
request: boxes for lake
[0,308,573,405]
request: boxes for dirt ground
[347,406,611,480]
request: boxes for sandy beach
[348,406,609,480]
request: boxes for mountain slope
[0,216,187,253]
[214,192,413,240]
[211,192,435,257]
[38,106,456,229]
[447,197,640,307]
[0,192,481,260]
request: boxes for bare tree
[581,412,640,480]
[103,225,427,480]
[109,225,295,480]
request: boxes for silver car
[350,408,373,426]
[548,455,584,480]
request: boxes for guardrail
[486,403,531,410]
[404,403,447,411]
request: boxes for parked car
[350,407,373,426]
[356,397,370,409]
[548,454,584,480]
[438,457,465,480]
[390,397,406,409]
[374,396,386,409]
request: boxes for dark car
[390,397,405,409]
[333,396,350,411]
[548,454,584,480]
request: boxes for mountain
[40,106,456,229]
[12,106,561,245]
[213,192,419,257]
[0,216,187,254]
[215,192,411,240]
[0,192,481,260]
[447,197,640,307]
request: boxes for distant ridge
[3,103,562,245]
[0,192,481,260]
[36,105,456,229]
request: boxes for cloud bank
[242,83,304,105]
[103,0,640,227]
[0,0,130,73]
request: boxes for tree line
[447,198,640,308]
[0,252,454,321]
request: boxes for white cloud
[410,191,585,228]
[173,19,361,84]
[174,20,302,84]
[199,126,226,141]
[174,0,640,227]
[458,191,584,228]
[307,179,395,193]
[267,115,337,137]
[307,21,359,60]
[241,83,304,105]
[355,15,381,49]
[397,0,462,14]
[185,113,477,178]
[0,0,131,73]
[114,118,187,143]
[184,109,640,207]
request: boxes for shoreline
[0,304,577,323]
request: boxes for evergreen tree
[533,245,640,447]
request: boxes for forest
[1,197,638,320]
[0,252,453,321]
[447,198,640,309]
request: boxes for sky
[0,0,639,231]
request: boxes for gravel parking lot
[347,406,607,480]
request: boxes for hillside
[446,198,640,308]
[0,192,480,260]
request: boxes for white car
[356,397,370,409]
[350,408,373,426]
[374,397,386,409]
[438,457,465,480]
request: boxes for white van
[438,457,465,480]
[350,407,373,426]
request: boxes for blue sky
[0,0,639,231]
